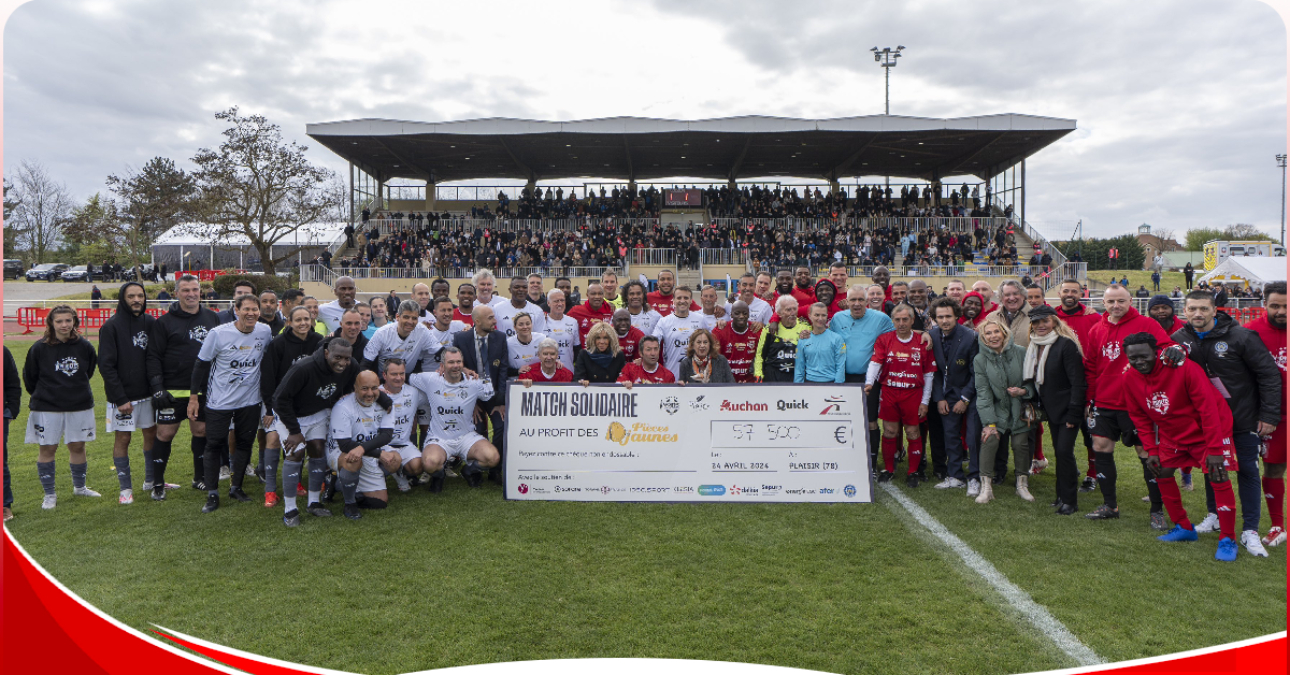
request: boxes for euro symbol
[834,426,849,444]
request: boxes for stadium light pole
[872,45,904,191]
[1277,154,1286,246]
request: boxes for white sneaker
[394,472,411,492]
[219,466,232,481]
[1262,526,1287,547]
[1241,530,1269,557]
[73,486,102,497]
[245,464,256,477]
[1030,458,1049,474]
[1194,513,1221,533]
[42,494,57,510]
[934,477,965,489]
[118,489,134,505]
[966,479,981,497]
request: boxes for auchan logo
[720,400,768,412]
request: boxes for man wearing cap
[1147,295,1185,335]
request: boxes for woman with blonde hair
[574,321,625,384]
[972,318,1034,504]
[678,328,735,384]
[1024,305,1087,515]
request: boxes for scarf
[690,355,712,383]
[1023,330,1059,385]
[588,351,614,368]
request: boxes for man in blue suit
[452,304,509,485]
[928,297,983,495]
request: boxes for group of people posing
[10,264,1287,564]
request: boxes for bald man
[319,276,357,332]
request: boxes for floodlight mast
[872,46,904,191]
[1277,154,1287,246]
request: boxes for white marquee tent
[1197,256,1287,289]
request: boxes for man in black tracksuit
[272,337,390,526]
[1173,292,1282,555]
[146,274,222,492]
[99,282,169,502]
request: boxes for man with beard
[100,282,171,503]
[620,280,661,335]
[791,266,817,308]
[872,266,893,302]
[1244,281,1288,547]
[714,301,763,383]
[1056,279,1103,493]
[960,292,989,329]
[772,269,796,306]
[453,283,476,326]
[567,281,615,347]
[646,270,700,317]
[612,309,646,361]
[1148,295,1185,335]
[258,290,285,336]
[971,280,1000,316]
[929,297,981,492]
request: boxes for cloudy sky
[3,0,1286,241]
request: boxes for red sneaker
[297,483,306,497]
[1262,526,1286,547]
[264,492,279,508]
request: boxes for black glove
[1160,345,1186,368]
[153,389,177,409]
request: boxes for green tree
[64,193,120,265]
[106,156,196,277]
[187,107,343,275]
[1184,224,1276,250]
[1054,234,1145,271]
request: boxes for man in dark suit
[452,304,508,485]
[928,297,981,493]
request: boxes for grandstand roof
[306,114,1076,185]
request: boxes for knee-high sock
[230,448,251,490]
[281,459,302,512]
[113,456,132,491]
[882,436,898,473]
[1086,446,1098,479]
[1204,474,1217,514]
[1157,476,1191,530]
[307,457,327,503]
[1095,454,1117,509]
[1033,425,1045,462]
[1141,457,1163,513]
[1263,477,1285,530]
[70,462,87,489]
[869,427,881,466]
[907,436,923,475]
[916,435,926,473]
[152,439,173,486]
[37,461,56,495]
[264,448,280,495]
[202,443,221,497]
[1212,479,1238,540]
[143,450,154,484]
[191,436,207,483]
[337,467,359,505]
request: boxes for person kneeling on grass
[1122,332,1241,562]
[408,347,500,493]
[327,371,395,520]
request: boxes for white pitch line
[878,483,1103,667]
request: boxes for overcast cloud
[3,0,1286,240]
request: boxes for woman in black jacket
[1023,305,1087,515]
[23,306,101,509]
[678,328,735,384]
[574,322,625,384]
[259,306,323,506]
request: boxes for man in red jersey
[518,340,574,384]
[453,283,476,327]
[1055,278,1102,493]
[618,336,675,386]
[790,266,817,308]
[646,270,700,317]
[1082,284,1184,522]
[611,309,645,362]
[1239,281,1287,547]
[865,304,936,487]
[567,282,615,347]
[1122,332,1240,562]
[714,301,762,383]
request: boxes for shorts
[26,410,97,445]
[1159,445,1238,473]
[105,398,156,433]
[384,444,421,466]
[156,395,206,425]
[1264,422,1286,464]
[325,446,386,493]
[269,409,331,443]
[1087,406,1140,447]
[423,431,487,463]
[878,387,925,427]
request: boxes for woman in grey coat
[678,328,735,384]
[973,318,1035,504]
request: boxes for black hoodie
[99,282,156,405]
[146,300,222,393]
[272,348,389,435]
[24,334,97,412]
[260,327,323,411]
[1172,311,1283,435]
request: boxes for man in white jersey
[317,276,357,333]
[505,312,547,376]
[652,286,707,380]
[408,346,498,493]
[190,295,272,513]
[376,359,423,492]
[474,269,507,308]
[696,285,725,330]
[494,276,547,337]
[543,289,580,370]
[327,371,395,520]
[423,296,470,367]
[724,273,774,325]
[621,280,661,334]
[363,300,437,375]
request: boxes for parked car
[26,263,69,281]
[121,263,156,281]
[3,259,24,280]
[60,266,91,282]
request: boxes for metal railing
[631,248,677,267]
[318,265,627,282]
[359,216,662,237]
[300,264,340,285]
[700,248,751,267]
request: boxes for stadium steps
[676,269,704,289]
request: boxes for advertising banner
[505,383,871,503]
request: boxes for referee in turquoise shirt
[829,284,897,469]
[794,303,847,383]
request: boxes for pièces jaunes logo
[606,421,678,446]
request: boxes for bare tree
[8,160,74,263]
[187,107,343,275]
[1151,226,1179,249]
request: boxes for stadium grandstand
[297,113,1080,294]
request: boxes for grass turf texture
[3,340,1284,674]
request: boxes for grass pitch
[3,341,1284,674]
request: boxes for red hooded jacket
[1245,315,1287,419]
[1055,302,1101,349]
[1124,357,1234,457]
[567,299,615,345]
[1083,307,1174,409]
